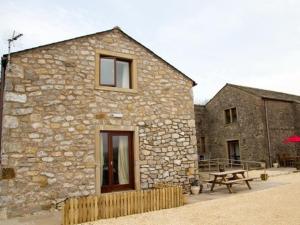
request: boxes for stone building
[0,27,198,217]
[195,83,300,165]
[194,105,208,160]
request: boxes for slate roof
[228,83,300,103]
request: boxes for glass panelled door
[227,140,240,164]
[100,131,134,193]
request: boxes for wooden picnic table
[279,156,300,167]
[209,169,253,193]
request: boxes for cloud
[0,0,299,103]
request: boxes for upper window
[225,109,231,124]
[231,108,237,122]
[225,107,237,124]
[100,56,131,89]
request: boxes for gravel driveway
[84,173,300,225]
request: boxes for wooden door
[227,140,240,163]
[100,131,134,193]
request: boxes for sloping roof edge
[205,84,224,106]
[204,83,248,106]
[227,83,300,103]
[226,83,267,98]
[205,83,300,106]
[4,27,197,86]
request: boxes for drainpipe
[263,99,272,166]
[0,55,8,165]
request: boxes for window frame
[99,55,132,89]
[95,50,138,93]
[225,109,231,124]
[231,107,237,122]
[224,107,238,124]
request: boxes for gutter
[263,99,272,166]
[0,56,8,165]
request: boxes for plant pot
[260,173,268,181]
[218,164,225,172]
[273,163,279,168]
[191,186,200,195]
[295,161,300,170]
[260,162,266,168]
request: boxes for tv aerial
[7,30,23,63]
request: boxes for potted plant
[295,160,300,170]
[273,161,279,168]
[259,160,266,168]
[260,173,268,181]
[218,164,225,172]
[190,179,200,195]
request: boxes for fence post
[64,200,69,225]
[62,204,65,225]
[70,198,74,225]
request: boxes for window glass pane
[112,135,129,185]
[100,133,109,186]
[201,137,206,153]
[234,143,240,160]
[100,58,114,85]
[228,141,240,164]
[231,108,237,122]
[225,109,231,124]
[116,60,130,88]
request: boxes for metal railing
[198,158,267,177]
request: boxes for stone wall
[294,103,300,155]
[139,118,197,189]
[265,100,298,162]
[0,28,197,217]
[195,85,300,166]
[194,105,208,157]
[203,85,269,162]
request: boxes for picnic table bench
[208,169,253,193]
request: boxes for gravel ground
[84,173,300,225]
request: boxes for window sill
[95,85,138,94]
[224,121,238,126]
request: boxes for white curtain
[118,136,129,184]
[121,63,129,88]
[117,61,130,88]
[100,134,104,186]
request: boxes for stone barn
[195,83,300,166]
[0,27,198,217]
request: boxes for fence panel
[63,185,183,225]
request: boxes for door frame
[100,130,134,193]
[95,125,140,195]
[227,140,240,163]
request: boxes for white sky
[1,0,300,104]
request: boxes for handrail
[199,158,264,165]
[198,158,267,177]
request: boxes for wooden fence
[63,186,184,225]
